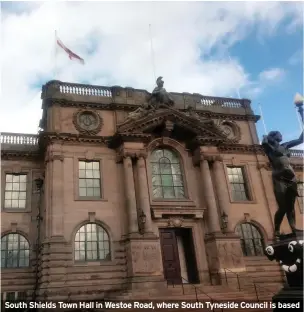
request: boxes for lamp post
[138,209,147,235]
[294,93,304,123]
[221,211,228,231]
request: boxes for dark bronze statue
[149,76,174,108]
[262,130,303,238]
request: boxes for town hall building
[1,78,303,304]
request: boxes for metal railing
[216,267,276,301]
[167,276,219,311]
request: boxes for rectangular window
[5,292,16,301]
[78,161,101,198]
[227,166,250,201]
[297,182,303,214]
[4,174,27,209]
[1,291,27,301]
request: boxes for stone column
[50,154,64,237]
[137,156,153,233]
[212,156,233,233]
[200,156,221,234]
[123,156,138,234]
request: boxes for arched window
[1,233,30,268]
[235,223,264,256]
[150,148,185,199]
[74,223,110,262]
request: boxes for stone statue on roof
[149,76,174,108]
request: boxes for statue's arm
[282,131,303,149]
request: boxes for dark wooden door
[159,229,182,284]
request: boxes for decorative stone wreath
[73,110,103,135]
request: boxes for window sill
[73,260,113,266]
[1,267,32,273]
[2,208,31,213]
[75,197,108,202]
[230,200,257,205]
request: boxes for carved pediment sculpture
[120,76,174,126]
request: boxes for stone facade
[1,80,303,302]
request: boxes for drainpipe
[32,178,44,305]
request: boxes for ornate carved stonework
[214,119,241,143]
[167,217,184,227]
[73,110,103,135]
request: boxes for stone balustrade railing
[42,80,249,110]
[0,133,39,145]
[59,83,112,97]
[290,149,304,157]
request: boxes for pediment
[113,108,234,147]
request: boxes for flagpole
[259,103,268,136]
[149,24,156,83]
[54,30,58,80]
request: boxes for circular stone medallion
[73,110,103,135]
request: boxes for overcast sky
[1,1,303,148]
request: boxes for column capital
[116,148,147,163]
[45,152,64,163]
[200,153,223,163]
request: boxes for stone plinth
[124,233,166,291]
[205,232,246,286]
[265,232,303,311]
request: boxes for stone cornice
[218,144,264,154]
[1,150,42,161]
[42,98,260,122]
[39,132,109,146]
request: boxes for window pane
[1,234,29,268]
[86,179,93,187]
[152,186,162,198]
[150,149,185,199]
[79,161,86,169]
[172,175,183,186]
[163,187,175,198]
[74,223,110,262]
[86,188,94,196]
[227,166,249,201]
[79,188,86,196]
[152,175,161,186]
[93,188,100,197]
[85,170,93,178]
[93,170,100,178]
[79,170,86,178]
[79,179,86,188]
[6,175,13,182]
[6,292,16,301]
[5,182,13,190]
[235,223,264,257]
[161,175,173,187]
[85,162,93,169]
[92,162,100,170]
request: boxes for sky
[1,1,303,148]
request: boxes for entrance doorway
[159,228,199,285]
